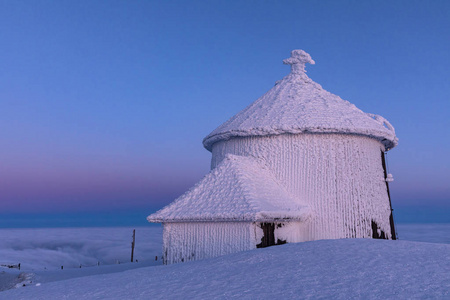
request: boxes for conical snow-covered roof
[147,154,310,223]
[203,50,398,151]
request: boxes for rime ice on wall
[211,134,392,240]
[163,221,312,264]
[148,50,398,264]
[163,222,256,264]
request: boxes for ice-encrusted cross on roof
[283,49,315,74]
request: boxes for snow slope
[2,238,449,299]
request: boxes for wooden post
[131,229,136,262]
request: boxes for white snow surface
[148,154,310,222]
[2,238,449,300]
[1,224,449,298]
[203,50,398,151]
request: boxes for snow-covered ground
[0,224,449,299]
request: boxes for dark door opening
[256,223,287,248]
[257,223,275,248]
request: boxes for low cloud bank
[0,227,162,271]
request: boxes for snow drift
[2,239,449,299]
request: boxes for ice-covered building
[148,50,398,264]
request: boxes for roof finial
[283,50,315,74]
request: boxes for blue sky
[0,0,449,225]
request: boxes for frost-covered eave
[147,210,311,224]
[203,129,398,152]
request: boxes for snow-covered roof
[147,154,310,223]
[203,50,398,151]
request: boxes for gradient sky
[1,1,449,223]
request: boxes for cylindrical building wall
[163,222,257,264]
[211,133,392,240]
